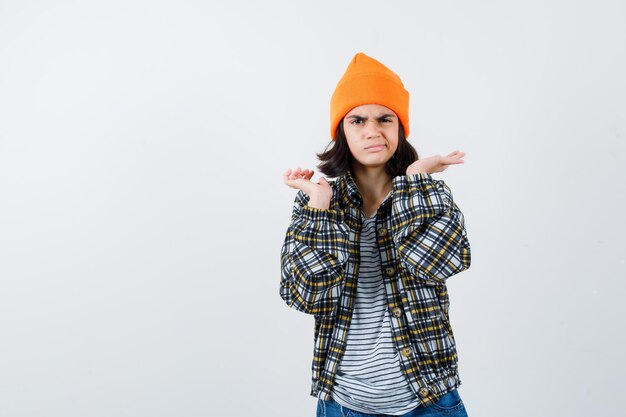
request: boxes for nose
[364,119,382,138]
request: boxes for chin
[362,154,392,163]
[357,157,392,168]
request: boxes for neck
[351,164,393,201]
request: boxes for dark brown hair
[316,119,419,178]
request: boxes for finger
[290,168,311,181]
[446,153,465,162]
[292,167,303,179]
[283,172,296,183]
[441,158,465,168]
[284,174,297,187]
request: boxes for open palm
[283,167,333,210]
[406,150,466,175]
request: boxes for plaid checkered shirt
[279,170,471,406]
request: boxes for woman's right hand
[283,167,332,210]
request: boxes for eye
[381,118,392,123]
[350,119,363,125]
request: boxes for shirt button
[446,376,456,388]
[385,267,396,276]
[391,307,402,318]
[401,347,412,357]
[418,387,430,398]
[378,227,388,236]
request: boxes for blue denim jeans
[316,389,468,417]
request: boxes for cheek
[345,135,360,152]
[389,139,400,154]
[347,142,361,157]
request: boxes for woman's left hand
[406,150,466,175]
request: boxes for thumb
[318,176,329,185]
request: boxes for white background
[1,1,624,416]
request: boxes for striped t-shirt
[329,208,421,415]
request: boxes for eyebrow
[345,113,397,120]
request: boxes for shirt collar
[342,169,363,208]
[337,170,393,210]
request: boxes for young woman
[280,52,472,417]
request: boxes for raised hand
[283,167,333,210]
[406,150,466,175]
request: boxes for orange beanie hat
[330,52,410,139]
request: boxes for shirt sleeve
[390,173,471,285]
[279,189,350,316]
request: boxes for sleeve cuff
[392,173,434,191]
[300,205,345,223]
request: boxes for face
[342,104,399,170]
